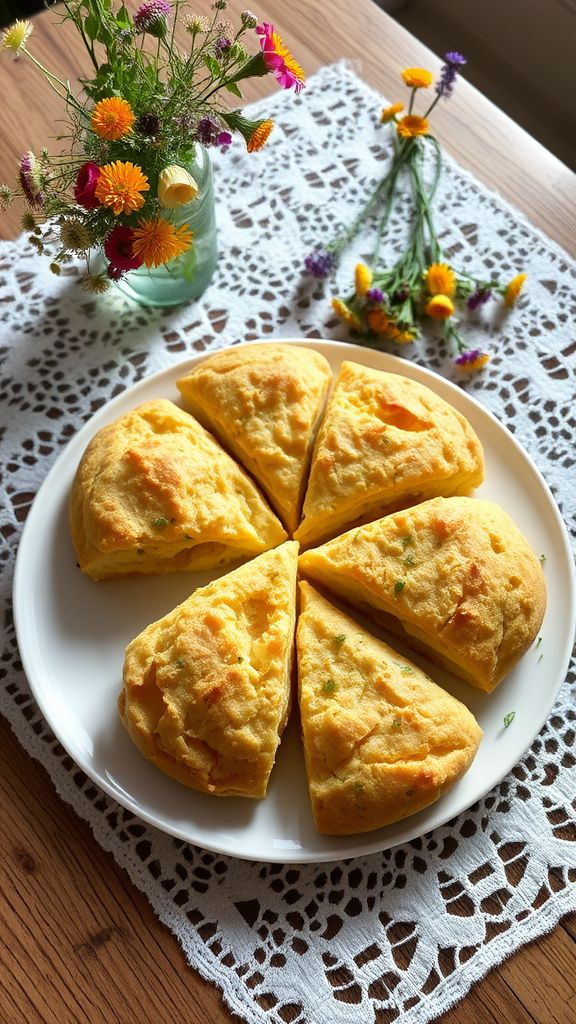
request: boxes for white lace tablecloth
[1,64,575,1024]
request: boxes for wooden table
[1,3,574,1023]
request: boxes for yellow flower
[94,161,149,216]
[394,331,417,344]
[504,273,527,307]
[132,217,193,268]
[158,165,199,208]
[91,97,135,141]
[425,295,454,319]
[81,273,110,294]
[1,19,32,53]
[380,103,404,124]
[401,67,433,89]
[247,119,274,152]
[355,263,373,297]
[332,297,362,331]
[425,263,456,298]
[397,115,429,139]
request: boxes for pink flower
[256,22,305,93]
[104,225,142,272]
[74,162,101,209]
[19,151,44,207]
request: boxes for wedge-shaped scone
[299,497,546,692]
[176,343,332,534]
[294,361,484,546]
[297,583,482,835]
[119,542,299,797]
[70,399,287,579]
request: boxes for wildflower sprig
[305,54,527,371]
[1,2,304,290]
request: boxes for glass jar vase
[114,145,218,308]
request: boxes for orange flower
[366,308,393,336]
[132,217,193,267]
[380,102,404,124]
[401,67,433,88]
[91,97,135,140]
[397,115,429,139]
[94,161,149,216]
[247,119,274,152]
[504,273,527,307]
[425,263,456,297]
[425,295,454,319]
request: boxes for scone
[176,343,332,534]
[297,583,483,835]
[294,361,484,546]
[299,497,546,692]
[70,399,287,579]
[119,541,299,797]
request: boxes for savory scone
[294,361,484,546]
[70,399,287,579]
[297,583,482,835]
[299,497,546,692]
[119,541,299,797]
[176,343,332,534]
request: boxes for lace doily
[1,64,575,1024]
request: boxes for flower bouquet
[305,55,526,371]
[0,1,304,305]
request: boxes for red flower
[104,225,142,272]
[74,162,101,209]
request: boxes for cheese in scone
[118,542,299,797]
[294,361,484,546]
[297,583,483,835]
[177,343,332,534]
[299,497,547,692]
[70,399,287,579]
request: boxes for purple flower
[136,112,161,137]
[467,287,492,310]
[196,116,220,146]
[455,348,483,365]
[366,287,385,303]
[216,131,233,150]
[445,51,467,66]
[304,249,334,278]
[436,51,467,98]
[134,0,171,36]
[454,348,490,371]
[214,36,232,57]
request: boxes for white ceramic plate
[13,340,575,863]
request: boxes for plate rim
[12,338,576,863]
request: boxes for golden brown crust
[176,344,332,534]
[295,361,484,546]
[119,542,299,797]
[297,583,483,834]
[299,497,547,692]
[70,399,287,579]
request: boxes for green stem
[22,49,85,113]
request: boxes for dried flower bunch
[305,55,526,371]
[0,2,304,291]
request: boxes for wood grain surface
[1,2,575,1023]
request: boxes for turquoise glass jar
[115,145,217,308]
